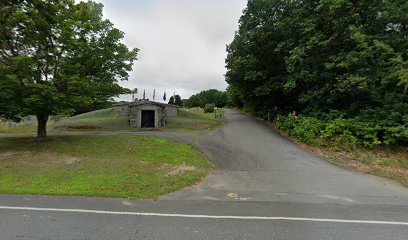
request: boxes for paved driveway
[162,109,408,205]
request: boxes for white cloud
[93,0,247,102]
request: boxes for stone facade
[165,105,178,117]
[113,105,129,116]
[129,102,164,128]
[113,100,178,128]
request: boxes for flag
[153,89,156,100]
[163,91,166,101]
[143,89,145,100]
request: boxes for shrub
[273,112,404,150]
[333,130,358,151]
[320,117,347,139]
[275,114,324,146]
[275,114,295,132]
[291,116,324,146]
[203,103,215,113]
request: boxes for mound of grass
[0,135,212,198]
[0,108,224,134]
[164,108,223,132]
[54,108,135,132]
[0,108,133,134]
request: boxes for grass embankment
[164,108,223,132]
[0,108,223,134]
[0,108,132,134]
[315,146,407,187]
[54,108,134,132]
[0,135,212,198]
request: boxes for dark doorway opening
[141,110,155,128]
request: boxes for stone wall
[129,106,139,127]
[164,105,178,117]
[112,105,129,116]
[113,101,177,128]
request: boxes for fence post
[268,111,270,124]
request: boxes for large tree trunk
[36,114,49,139]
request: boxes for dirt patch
[0,151,31,159]
[54,125,100,130]
[0,150,82,166]
[63,156,81,165]
[165,162,197,177]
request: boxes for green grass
[0,118,40,134]
[0,108,132,134]
[163,108,223,132]
[329,156,345,164]
[0,135,212,198]
[53,108,135,132]
[0,108,223,134]
[378,158,408,168]
[317,145,407,187]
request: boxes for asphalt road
[163,109,408,205]
[1,109,407,239]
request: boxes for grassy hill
[54,108,133,132]
[163,108,223,132]
[0,108,223,134]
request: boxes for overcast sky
[93,0,247,102]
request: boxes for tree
[131,88,138,101]
[225,0,408,145]
[168,94,182,106]
[184,89,228,108]
[0,0,138,138]
[226,0,407,114]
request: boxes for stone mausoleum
[113,100,178,128]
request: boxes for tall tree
[0,0,138,138]
[168,94,182,106]
[226,0,407,114]
[184,89,228,108]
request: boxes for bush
[275,114,324,146]
[320,116,347,139]
[291,116,325,146]
[204,103,215,113]
[273,111,408,150]
[333,130,358,151]
[274,114,297,132]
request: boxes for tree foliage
[184,89,228,108]
[226,0,408,146]
[0,0,138,137]
[168,94,182,106]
